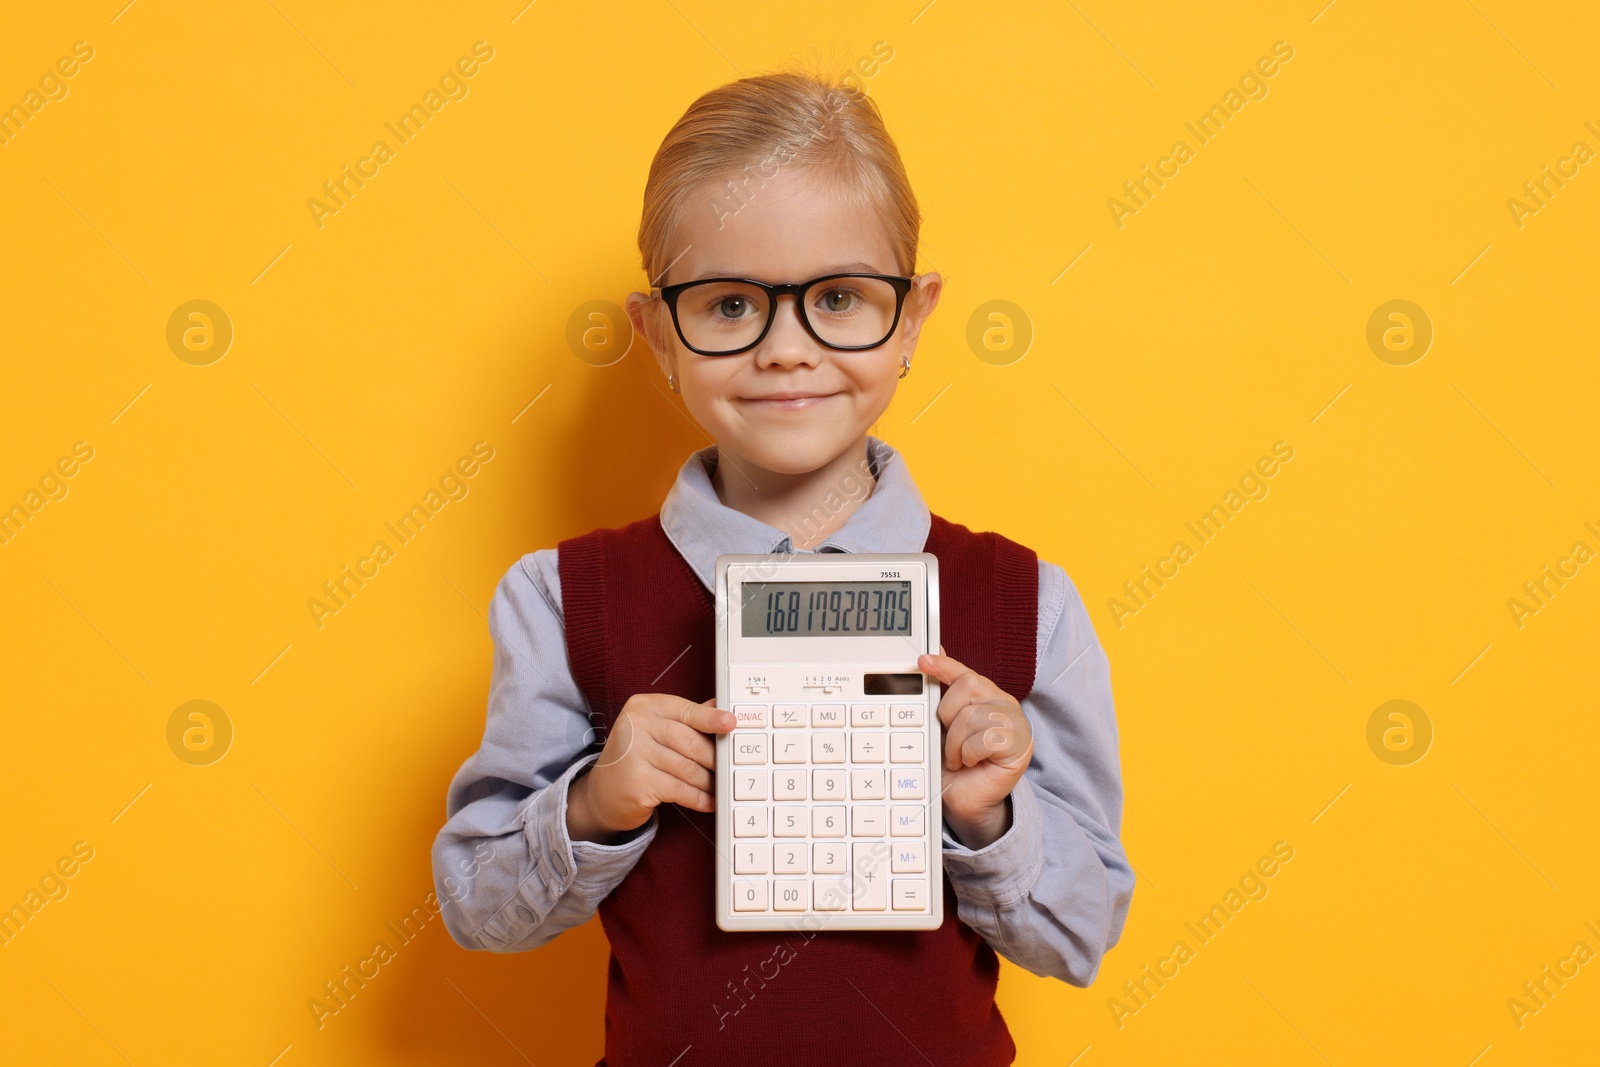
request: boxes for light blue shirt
[432,436,1134,985]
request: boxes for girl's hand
[566,695,735,844]
[918,651,1034,851]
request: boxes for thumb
[918,650,971,685]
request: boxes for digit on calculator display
[741,581,913,638]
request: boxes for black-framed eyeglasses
[651,273,915,356]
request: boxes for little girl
[434,70,1133,1066]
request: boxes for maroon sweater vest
[558,512,1038,1067]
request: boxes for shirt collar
[660,435,932,592]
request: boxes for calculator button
[813,877,850,911]
[889,732,925,763]
[732,704,768,728]
[773,843,807,874]
[850,731,885,763]
[891,840,926,873]
[734,769,768,800]
[812,842,847,874]
[811,703,845,726]
[889,768,926,800]
[735,843,769,874]
[851,841,890,910]
[892,878,929,911]
[812,732,846,762]
[811,805,846,837]
[812,769,845,800]
[732,877,768,911]
[733,806,768,837]
[891,703,925,727]
[772,735,807,764]
[773,806,807,837]
[772,770,806,800]
[773,704,806,727]
[851,703,886,727]
[851,805,886,837]
[890,805,925,836]
[734,733,769,764]
[773,879,808,911]
[851,769,886,800]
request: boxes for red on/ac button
[733,704,768,728]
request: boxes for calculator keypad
[728,701,932,914]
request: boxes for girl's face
[627,165,941,478]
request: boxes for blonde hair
[636,70,921,287]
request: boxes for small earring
[668,372,679,393]
[899,355,911,379]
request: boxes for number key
[773,770,806,800]
[732,877,768,911]
[812,805,846,837]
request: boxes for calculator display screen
[741,581,913,637]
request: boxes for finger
[936,673,1002,728]
[943,708,976,772]
[919,654,1004,720]
[656,696,735,734]
[960,708,1027,767]
[645,741,714,795]
[657,718,718,771]
[593,713,640,770]
[917,651,974,688]
[653,766,714,813]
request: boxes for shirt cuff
[526,751,659,896]
[940,775,1046,907]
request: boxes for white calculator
[714,553,942,932]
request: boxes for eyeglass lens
[676,276,899,353]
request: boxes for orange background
[2,2,1598,1064]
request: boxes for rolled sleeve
[942,775,1046,907]
[468,753,660,951]
[433,550,657,953]
[937,558,1135,986]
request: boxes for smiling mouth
[739,393,840,409]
